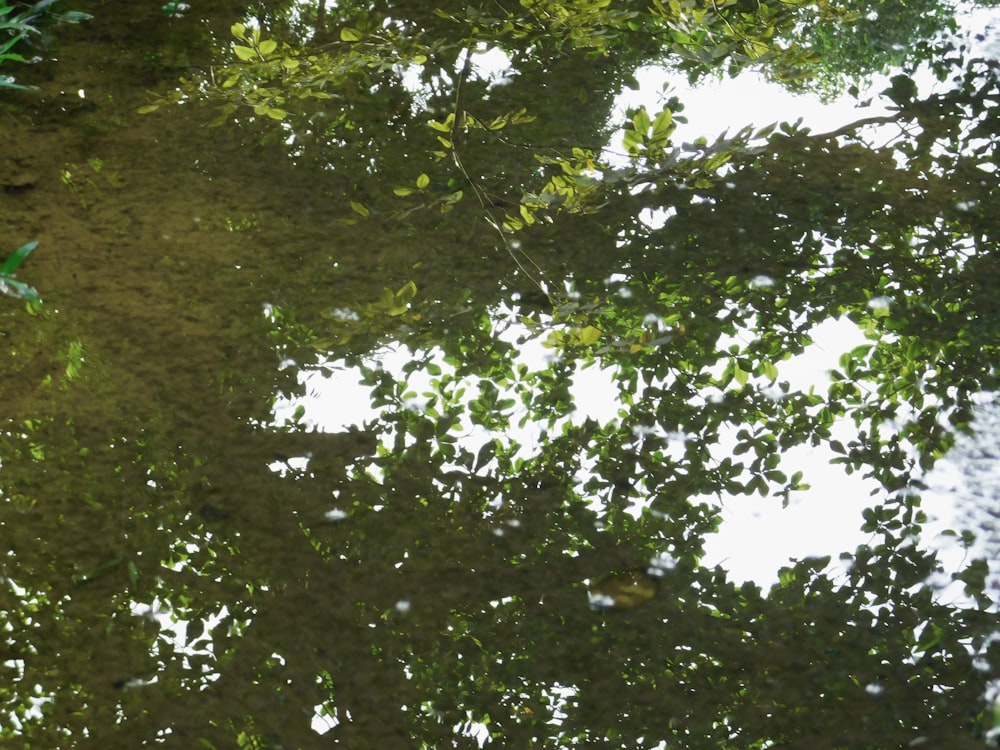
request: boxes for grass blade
[0,277,41,304]
[0,240,38,275]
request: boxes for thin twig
[448,41,552,298]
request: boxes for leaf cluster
[0,0,90,90]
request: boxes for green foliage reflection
[3,0,1000,748]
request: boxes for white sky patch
[695,318,875,584]
[613,64,894,147]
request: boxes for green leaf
[0,277,40,304]
[650,107,674,141]
[502,216,523,232]
[631,106,651,135]
[340,27,363,42]
[233,44,255,61]
[0,75,36,91]
[429,116,454,132]
[395,281,418,303]
[0,240,37,276]
[733,363,749,387]
[754,122,777,140]
[350,201,370,218]
[622,129,643,155]
[258,39,277,56]
[416,173,430,189]
[578,325,602,345]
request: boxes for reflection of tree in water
[922,396,1000,746]
[1,0,999,748]
[928,397,1000,603]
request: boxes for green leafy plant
[0,2,41,89]
[0,240,41,304]
[0,0,91,90]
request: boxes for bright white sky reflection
[273,12,1000,591]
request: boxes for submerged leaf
[0,277,40,304]
[588,569,659,610]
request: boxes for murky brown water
[1,3,998,748]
